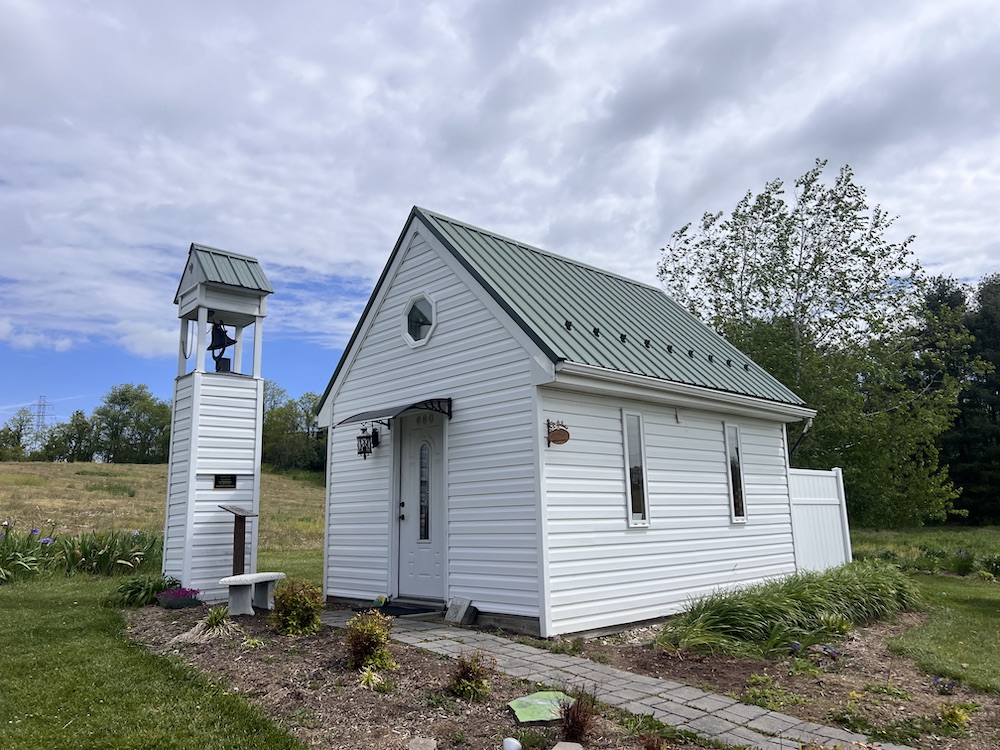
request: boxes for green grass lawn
[259,548,323,588]
[851,525,1000,694]
[0,575,304,750]
[890,574,1000,693]
[852,525,1000,559]
[0,463,326,750]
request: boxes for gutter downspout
[788,417,813,460]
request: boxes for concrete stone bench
[219,572,286,616]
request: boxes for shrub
[107,574,180,607]
[979,554,1000,577]
[655,561,921,656]
[447,651,495,702]
[560,688,598,743]
[271,577,324,636]
[343,609,396,669]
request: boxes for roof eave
[553,361,815,422]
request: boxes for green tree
[262,382,325,471]
[40,410,98,462]
[0,407,34,461]
[939,274,1000,523]
[658,159,969,527]
[92,384,171,464]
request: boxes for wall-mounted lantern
[357,422,387,459]
[546,420,570,447]
[357,425,378,459]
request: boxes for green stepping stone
[507,691,573,724]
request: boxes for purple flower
[932,676,956,695]
[40,537,53,545]
[159,587,200,600]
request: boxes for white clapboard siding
[163,375,196,580]
[542,389,797,634]
[325,423,393,599]
[326,232,540,616]
[789,467,852,571]
[163,371,262,599]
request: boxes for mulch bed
[126,607,1000,750]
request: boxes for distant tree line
[0,380,326,473]
[0,384,171,463]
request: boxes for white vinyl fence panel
[789,467,852,572]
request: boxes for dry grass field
[0,461,326,580]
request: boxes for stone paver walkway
[322,610,917,750]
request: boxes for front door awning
[334,398,452,427]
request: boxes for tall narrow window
[725,423,747,522]
[623,411,649,526]
[418,442,430,540]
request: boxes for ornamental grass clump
[656,561,921,656]
[55,529,160,576]
[344,609,397,670]
[270,577,324,636]
[560,688,599,743]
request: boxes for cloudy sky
[2,0,998,426]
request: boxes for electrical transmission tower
[31,396,55,450]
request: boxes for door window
[419,442,430,541]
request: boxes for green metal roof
[414,207,805,407]
[187,244,274,295]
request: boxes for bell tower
[162,244,273,601]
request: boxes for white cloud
[0,0,998,372]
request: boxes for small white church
[313,208,851,637]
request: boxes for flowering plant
[156,587,202,609]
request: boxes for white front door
[397,412,445,600]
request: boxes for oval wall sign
[547,426,570,445]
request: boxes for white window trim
[401,293,437,348]
[724,421,747,524]
[622,410,650,528]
